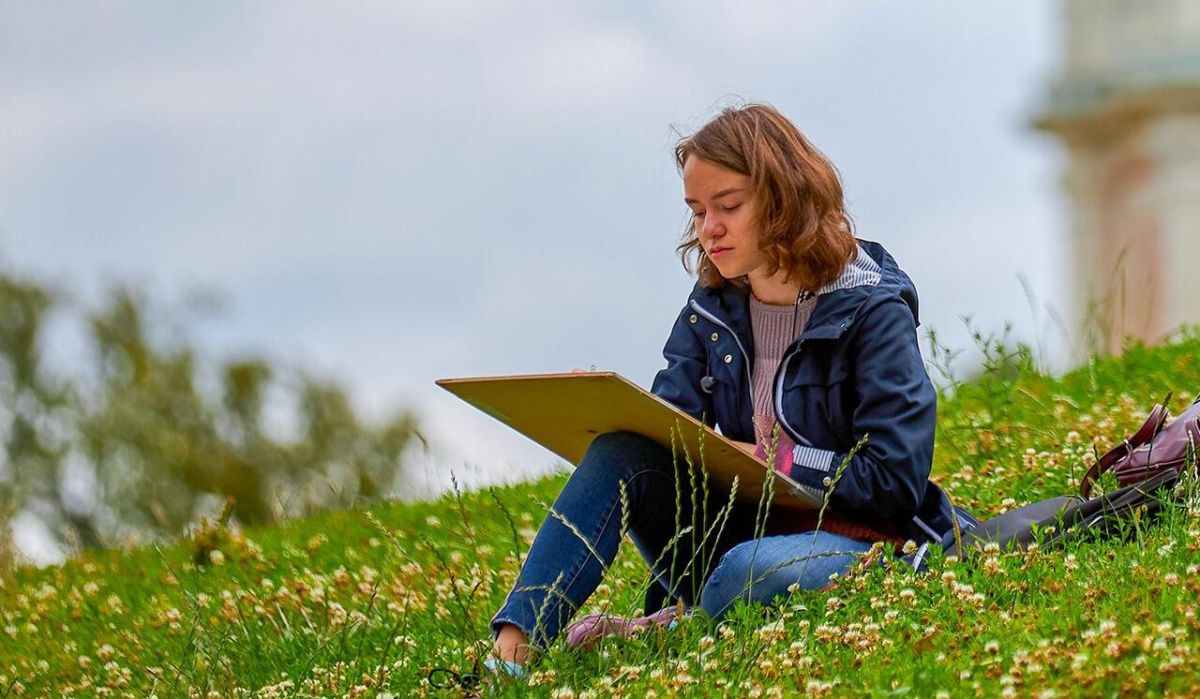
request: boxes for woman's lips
[710,247,730,258]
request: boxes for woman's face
[682,156,765,280]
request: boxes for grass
[3,329,1200,697]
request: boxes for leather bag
[1079,393,1200,499]
[940,467,1182,560]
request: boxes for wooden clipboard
[436,371,821,509]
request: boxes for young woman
[489,103,964,671]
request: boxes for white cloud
[2,1,1065,503]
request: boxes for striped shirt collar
[815,244,882,296]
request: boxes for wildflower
[757,620,787,642]
[209,550,226,566]
[1064,554,1078,571]
[984,640,1000,654]
[902,540,917,555]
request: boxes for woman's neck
[747,268,804,306]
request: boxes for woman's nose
[701,214,724,240]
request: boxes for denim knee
[575,431,673,485]
[584,431,667,464]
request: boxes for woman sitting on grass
[489,103,966,673]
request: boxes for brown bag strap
[1079,403,1168,499]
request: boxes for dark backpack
[926,394,1200,567]
[932,467,1184,563]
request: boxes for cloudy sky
[2,2,1070,501]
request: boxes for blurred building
[1033,0,1200,361]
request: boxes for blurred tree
[0,272,422,571]
[0,275,85,559]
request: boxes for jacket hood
[859,239,922,327]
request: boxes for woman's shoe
[482,657,528,680]
[565,605,685,649]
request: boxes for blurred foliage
[0,270,423,571]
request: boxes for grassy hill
[3,332,1200,697]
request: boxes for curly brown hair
[675,103,857,291]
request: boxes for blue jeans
[490,431,875,649]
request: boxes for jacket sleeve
[650,305,716,427]
[788,298,935,519]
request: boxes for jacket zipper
[690,298,814,449]
[688,299,755,419]
[772,345,813,447]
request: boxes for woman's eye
[691,210,705,219]
[723,204,741,212]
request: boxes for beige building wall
[1035,0,1200,361]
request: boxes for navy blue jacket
[651,239,962,545]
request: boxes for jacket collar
[689,241,896,344]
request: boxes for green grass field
[3,331,1200,697]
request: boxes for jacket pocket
[781,355,852,447]
[783,355,849,388]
